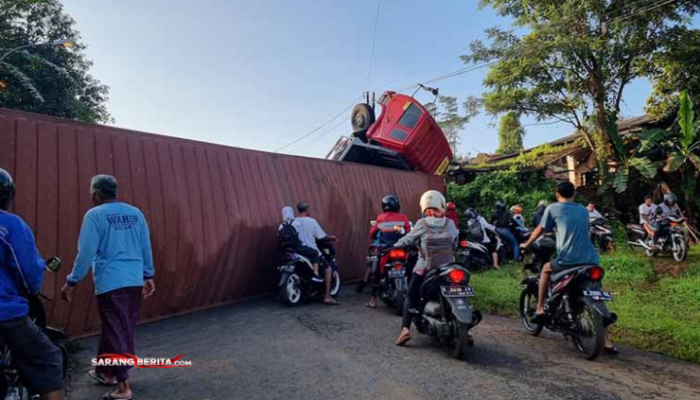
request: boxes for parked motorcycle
[277,239,341,306]
[455,240,491,272]
[590,215,615,253]
[1,257,68,400]
[411,263,482,360]
[519,247,616,361]
[627,217,688,262]
[368,245,414,315]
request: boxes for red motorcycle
[367,245,415,315]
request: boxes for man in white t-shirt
[295,202,339,305]
[639,195,657,226]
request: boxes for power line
[290,117,348,155]
[273,99,358,152]
[366,0,382,88]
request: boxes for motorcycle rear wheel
[394,290,405,317]
[446,322,471,360]
[329,270,341,297]
[572,297,605,361]
[519,289,543,336]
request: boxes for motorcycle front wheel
[519,289,543,336]
[446,321,472,360]
[329,270,341,297]
[572,297,605,361]
[280,274,303,306]
[672,235,688,262]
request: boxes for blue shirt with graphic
[67,202,155,295]
[540,202,600,267]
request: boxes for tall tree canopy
[496,112,525,155]
[464,0,700,166]
[0,0,111,123]
[436,95,467,158]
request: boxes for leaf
[677,91,697,152]
[688,153,700,172]
[638,129,671,152]
[20,51,73,82]
[630,157,660,179]
[613,165,629,193]
[0,61,44,102]
[663,153,685,173]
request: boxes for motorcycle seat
[550,264,598,282]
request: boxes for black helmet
[381,195,400,212]
[297,201,310,213]
[663,193,677,206]
[0,168,15,211]
[495,201,506,211]
[464,208,478,221]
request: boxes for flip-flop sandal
[323,299,340,306]
[395,334,411,347]
[365,301,378,308]
[89,371,117,387]
[102,391,132,400]
[604,346,620,355]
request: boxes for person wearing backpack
[278,206,323,283]
[393,190,458,346]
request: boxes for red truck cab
[327,90,453,175]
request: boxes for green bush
[448,171,556,224]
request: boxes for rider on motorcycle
[654,193,685,246]
[445,202,460,228]
[492,201,520,261]
[393,190,459,346]
[520,181,618,354]
[533,200,549,227]
[587,202,603,221]
[295,202,339,305]
[360,195,411,308]
[0,168,64,400]
[464,208,501,269]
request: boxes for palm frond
[0,61,44,103]
[20,50,73,82]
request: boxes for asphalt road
[67,290,700,400]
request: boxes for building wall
[0,108,444,337]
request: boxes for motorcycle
[411,263,482,360]
[276,239,341,306]
[519,246,617,361]
[627,217,688,262]
[455,240,491,272]
[590,215,615,253]
[1,257,68,400]
[368,245,414,315]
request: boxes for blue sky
[61,0,680,158]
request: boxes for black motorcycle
[277,239,341,306]
[590,215,615,253]
[369,245,415,315]
[1,257,68,400]
[519,245,616,361]
[456,239,492,272]
[411,263,482,360]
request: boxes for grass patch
[469,246,700,364]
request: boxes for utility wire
[273,99,358,152]
[366,0,382,88]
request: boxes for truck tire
[351,103,375,134]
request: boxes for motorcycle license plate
[388,269,405,278]
[583,290,613,301]
[279,265,295,273]
[441,286,475,298]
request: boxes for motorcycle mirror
[46,256,62,272]
[370,220,377,226]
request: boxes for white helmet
[419,190,446,213]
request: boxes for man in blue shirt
[521,182,617,354]
[61,175,155,400]
[0,168,64,400]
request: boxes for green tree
[495,112,525,155]
[646,29,700,118]
[436,95,467,158]
[0,0,111,123]
[463,0,700,173]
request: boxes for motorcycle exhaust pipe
[627,239,651,250]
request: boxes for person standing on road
[61,175,155,400]
[295,202,339,305]
[394,190,458,346]
[0,168,64,400]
